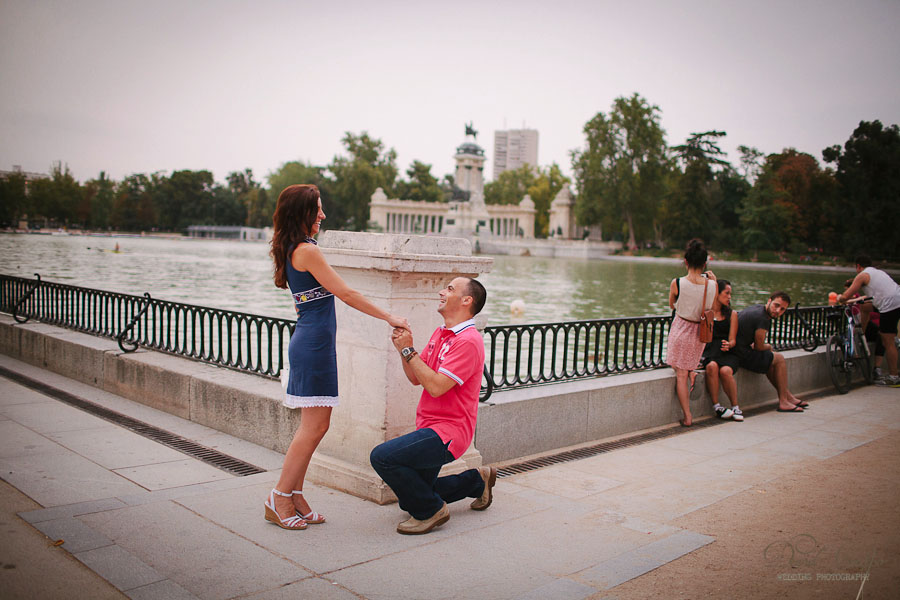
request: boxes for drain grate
[0,366,266,477]
[497,403,776,478]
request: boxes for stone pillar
[310,231,493,504]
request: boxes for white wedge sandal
[293,490,326,524]
[264,489,307,530]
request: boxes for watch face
[401,347,412,357]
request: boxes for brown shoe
[470,466,497,511]
[396,502,450,535]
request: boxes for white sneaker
[732,408,744,421]
[875,375,900,387]
[715,406,733,419]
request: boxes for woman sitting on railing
[700,279,743,421]
[265,184,410,531]
[666,238,717,427]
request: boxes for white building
[369,124,536,240]
[493,129,539,179]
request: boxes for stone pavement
[1,353,898,600]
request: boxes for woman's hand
[720,340,732,352]
[704,270,717,280]
[388,314,410,332]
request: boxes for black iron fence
[479,303,842,400]
[1,273,294,377]
[1,274,842,401]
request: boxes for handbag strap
[701,277,709,315]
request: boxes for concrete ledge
[476,347,841,464]
[0,314,850,487]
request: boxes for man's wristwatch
[400,347,417,362]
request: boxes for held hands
[388,314,410,332]
[392,327,413,352]
[720,339,732,352]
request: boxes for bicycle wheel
[853,328,874,384]
[826,334,852,394]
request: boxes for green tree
[484,164,536,205]
[662,131,730,245]
[823,120,900,259]
[83,172,116,230]
[27,163,83,227]
[738,155,796,253]
[395,161,443,203]
[571,93,668,249]
[111,174,157,231]
[0,171,28,226]
[160,170,216,229]
[328,132,398,231]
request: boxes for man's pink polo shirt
[416,318,485,459]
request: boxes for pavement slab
[3,364,899,599]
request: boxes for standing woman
[266,184,409,530]
[667,238,717,427]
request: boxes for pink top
[416,319,485,459]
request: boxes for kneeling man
[370,277,496,535]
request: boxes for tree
[571,93,668,249]
[823,120,900,259]
[395,161,443,203]
[328,132,398,231]
[111,174,156,231]
[737,145,765,183]
[83,172,116,230]
[484,163,570,237]
[0,171,28,226]
[161,170,216,229]
[663,131,732,245]
[484,164,536,205]
[27,163,83,227]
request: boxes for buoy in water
[510,299,526,316]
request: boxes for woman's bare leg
[674,367,692,425]
[705,362,720,406]
[270,406,332,519]
[720,366,738,407]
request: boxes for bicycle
[825,296,874,394]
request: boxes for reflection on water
[1,233,851,326]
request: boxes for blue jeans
[370,428,485,520]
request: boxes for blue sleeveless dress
[284,241,339,408]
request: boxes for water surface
[1,233,852,325]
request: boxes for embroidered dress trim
[283,393,340,409]
[292,285,333,305]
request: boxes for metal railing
[2,274,843,401]
[479,304,842,401]
[1,273,294,378]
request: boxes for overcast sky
[2,0,898,187]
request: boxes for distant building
[186,225,267,241]
[492,129,539,179]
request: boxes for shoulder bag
[699,278,714,343]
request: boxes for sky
[2,0,899,187]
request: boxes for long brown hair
[270,184,320,289]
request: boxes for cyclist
[837,255,900,386]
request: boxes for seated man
[734,291,807,412]
[370,277,496,535]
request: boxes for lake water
[1,233,852,325]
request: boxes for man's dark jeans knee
[370,428,485,520]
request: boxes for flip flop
[794,402,810,408]
[776,406,804,413]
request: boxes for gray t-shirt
[735,304,771,354]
